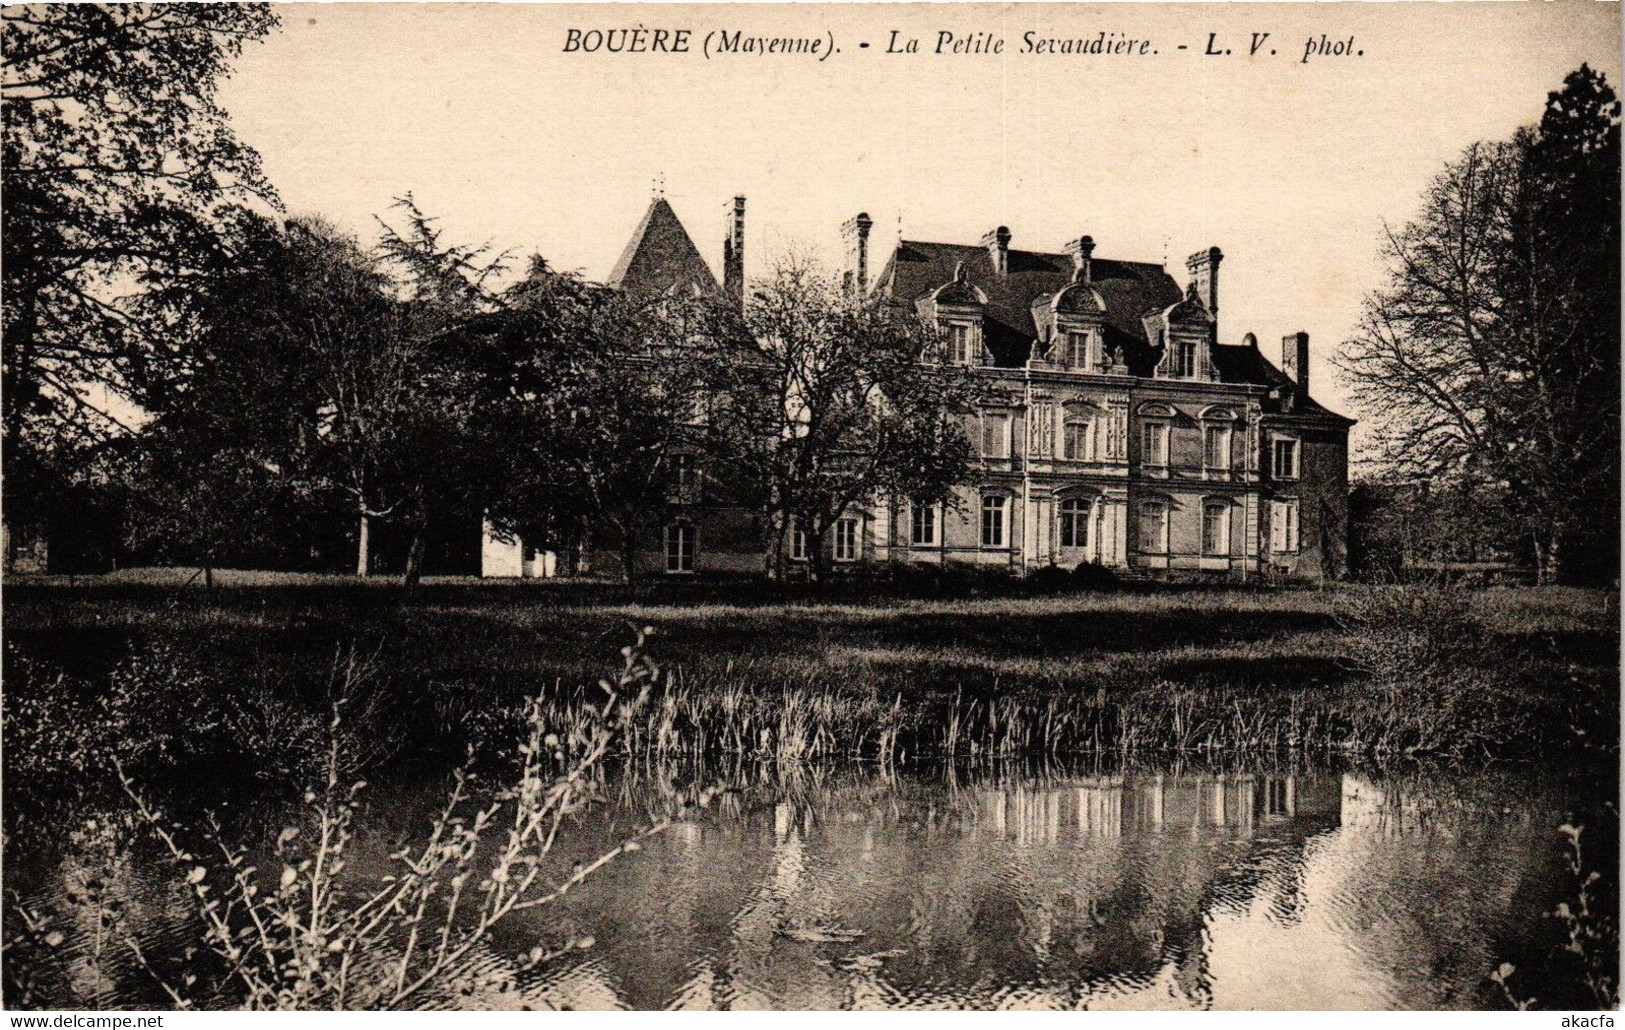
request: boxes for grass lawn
[2,575,1618,804]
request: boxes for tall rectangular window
[665,524,696,573]
[1175,341,1197,378]
[981,413,1009,459]
[790,524,808,561]
[1067,331,1089,369]
[1142,422,1168,466]
[1203,502,1230,555]
[980,495,1007,548]
[1270,499,1300,553]
[948,324,972,365]
[1272,438,1300,480]
[910,503,937,547]
[1204,425,1231,471]
[834,517,860,562]
[1063,420,1091,461]
[1138,501,1168,554]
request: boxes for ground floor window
[1270,498,1301,553]
[1138,500,1168,554]
[981,495,1008,548]
[1202,501,1230,555]
[910,503,938,547]
[790,524,808,561]
[834,517,860,562]
[1060,497,1090,549]
[665,523,696,573]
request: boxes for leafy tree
[1337,67,1620,583]
[1504,65,1621,581]
[709,256,982,584]
[478,260,727,584]
[117,429,290,589]
[2,4,280,529]
[236,217,403,579]
[369,196,509,586]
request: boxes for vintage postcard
[2,1,1619,1015]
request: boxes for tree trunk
[402,519,427,589]
[576,526,593,576]
[356,511,371,578]
[620,528,638,586]
[1538,522,1565,586]
[203,559,214,591]
[806,529,826,589]
[769,515,787,582]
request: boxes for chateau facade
[483,196,1352,581]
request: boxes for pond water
[11,759,1603,1010]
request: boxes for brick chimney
[982,226,1012,276]
[723,196,745,308]
[1282,331,1310,396]
[841,212,874,297]
[1064,235,1095,282]
[1186,246,1223,316]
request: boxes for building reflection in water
[18,764,1567,1011]
[514,768,1429,1011]
[975,772,1319,845]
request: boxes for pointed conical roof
[606,197,720,299]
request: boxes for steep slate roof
[871,237,1350,421]
[1210,342,1351,422]
[606,198,722,300]
[873,240,1184,373]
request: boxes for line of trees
[2,5,984,587]
[1338,66,1620,585]
[54,197,985,588]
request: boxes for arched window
[1137,402,1174,469]
[1202,500,1231,556]
[1060,497,1090,549]
[981,494,1008,548]
[1200,407,1237,473]
[1137,500,1168,554]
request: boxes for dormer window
[1066,330,1090,369]
[947,323,974,365]
[1174,340,1198,378]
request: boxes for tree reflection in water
[11,760,1583,1010]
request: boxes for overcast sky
[215,2,1621,454]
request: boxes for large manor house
[482,195,1352,582]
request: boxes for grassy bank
[3,582,1617,818]
[2,581,1618,1010]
